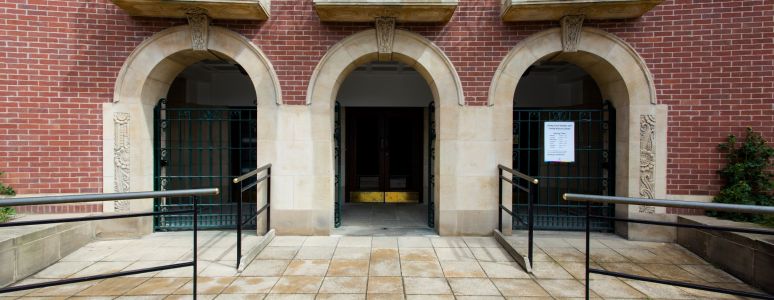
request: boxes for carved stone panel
[113,112,131,212]
[375,17,396,61]
[560,15,584,52]
[639,114,656,213]
[187,8,210,51]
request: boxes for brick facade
[0,0,772,197]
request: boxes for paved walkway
[1,231,766,299]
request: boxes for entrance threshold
[333,203,435,236]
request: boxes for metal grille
[428,101,435,228]
[512,102,615,231]
[334,101,342,228]
[153,99,257,230]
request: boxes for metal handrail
[497,164,540,272]
[233,163,272,184]
[564,193,774,215]
[0,188,220,207]
[232,163,272,269]
[564,193,774,300]
[0,188,218,298]
[498,164,539,184]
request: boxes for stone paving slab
[1,231,769,299]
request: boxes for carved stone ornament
[375,17,396,61]
[560,15,585,52]
[639,114,656,214]
[113,112,131,212]
[186,8,209,51]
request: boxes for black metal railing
[0,188,218,298]
[232,163,271,269]
[564,193,774,300]
[498,164,539,270]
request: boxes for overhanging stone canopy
[111,0,270,20]
[501,0,663,21]
[313,0,458,23]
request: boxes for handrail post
[584,201,590,300]
[236,181,243,268]
[528,179,535,269]
[267,166,271,233]
[498,167,503,233]
[192,196,198,300]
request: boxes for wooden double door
[346,108,424,203]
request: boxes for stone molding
[488,27,658,106]
[375,17,396,61]
[501,0,663,22]
[313,0,458,23]
[306,29,464,106]
[186,8,210,51]
[112,25,281,105]
[560,15,584,52]
[639,114,656,213]
[113,112,130,212]
[109,0,270,20]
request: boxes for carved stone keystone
[560,15,584,52]
[375,17,396,61]
[186,7,210,51]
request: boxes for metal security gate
[153,99,257,230]
[334,101,342,227]
[512,102,615,231]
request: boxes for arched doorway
[287,29,470,235]
[513,61,615,231]
[105,25,281,235]
[490,28,669,239]
[335,61,435,234]
[153,60,258,230]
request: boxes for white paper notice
[544,122,575,163]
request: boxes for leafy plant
[712,128,774,226]
[0,172,16,223]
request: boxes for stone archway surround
[489,27,671,241]
[103,25,281,235]
[260,29,508,235]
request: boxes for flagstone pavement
[0,231,767,299]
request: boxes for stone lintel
[313,1,458,23]
[501,0,663,22]
[110,0,270,21]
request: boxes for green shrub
[712,128,774,226]
[0,172,15,223]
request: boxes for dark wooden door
[346,108,423,203]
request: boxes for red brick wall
[0,0,772,199]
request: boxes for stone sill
[677,215,774,295]
[313,0,458,23]
[111,0,270,21]
[501,0,663,21]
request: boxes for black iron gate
[334,101,342,227]
[427,101,435,228]
[153,99,257,230]
[512,102,615,231]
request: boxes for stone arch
[113,25,281,106]
[306,29,464,107]
[103,25,281,234]
[272,29,478,235]
[489,27,669,240]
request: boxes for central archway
[296,29,470,234]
